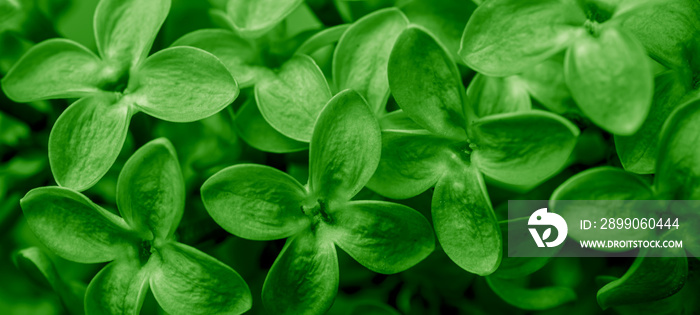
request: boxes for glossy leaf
[615,71,688,174]
[309,90,381,202]
[466,73,531,118]
[20,187,134,264]
[256,55,332,142]
[565,27,653,135]
[487,276,576,311]
[470,110,579,186]
[296,24,350,55]
[459,0,585,76]
[366,130,456,199]
[226,0,304,38]
[151,242,252,315]
[333,8,408,113]
[201,164,309,241]
[432,161,501,275]
[48,93,131,191]
[327,200,434,274]
[388,26,467,140]
[517,57,576,114]
[85,259,151,315]
[262,229,338,315]
[233,99,308,153]
[128,46,238,123]
[94,0,170,69]
[597,255,688,309]
[655,99,700,199]
[171,29,265,87]
[1,39,104,102]
[117,138,184,241]
[378,110,423,131]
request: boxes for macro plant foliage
[0,0,699,314]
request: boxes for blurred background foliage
[0,0,698,314]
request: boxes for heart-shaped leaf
[459,0,585,76]
[48,93,131,191]
[466,73,531,118]
[150,242,252,315]
[256,55,332,142]
[226,0,304,38]
[333,8,408,113]
[470,110,579,186]
[432,161,501,275]
[486,276,577,310]
[1,39,105,102]
[20,187,135,263]
[388,26,468,140]
[309,90,381,202]
[325,200,435,274]
[366,130,456,199]
[234,98,308,153]
[614,71,689,174]
[262,229,338,315]
[655,99,700,199]
[85,259,151,315]
[565,27,653,135]
[94,0,170,70]
[597,254,688,309]
[171,29,266,88]
[127,46,238,123]
[117,138,185,242]
[201,164,309,241]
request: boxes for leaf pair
[371,26,579,275]
[461,0,656,135]
[20,138,251,315]
[202,90,435,314]
[1,0,238,191]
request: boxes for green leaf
[333,8,408,113]
[565,27,653,135]
[20,187,134,264]
[550,167,655,244]
[378,110,423,131]
[366,130,456,199]
[400,0,476,63]
[48,93,131,191]
[615,0,700,69]
[127,46,238,123]
[309,90,381,202]
[233,99,308,153]
[171,29,266,88]
[1,39,104,102]
[150,242,252,315]
[256,55,332,142]
[14,247,85,315]
[466,73,531,118]
[597,255,688,309]
[94,0,170,70]
[201,164,309,241]
[459,0,585,76]
[388,26,468,140]
[296,24,350,55]
[470,110,579,186]
[85,259,151,315]
[325,200,434,274]
[117,138,184,241]
[262,229,338,315]
[493,220,554,279]
[226,0,304,38]
[516,57,576,114]
[655,99,700,199]
[431,161,501,275]
[615,71,689,174]
[486,276,577,311]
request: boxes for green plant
[201,90,434,314]
[19,138,251,314]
